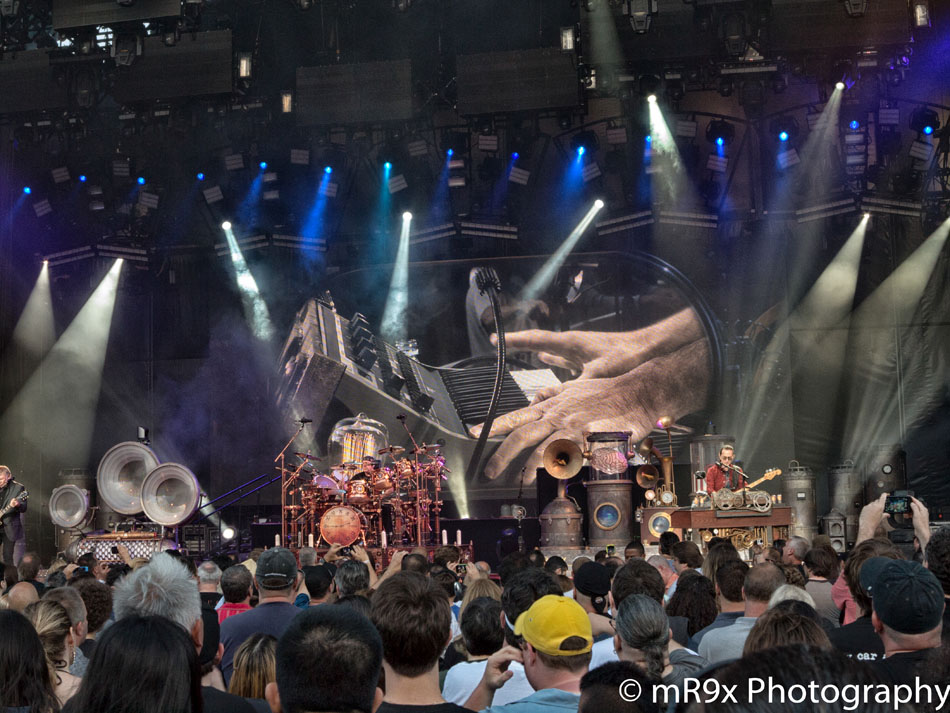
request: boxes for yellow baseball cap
[514,594,593,656]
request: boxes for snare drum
[347,476,371,504]
[319,505,366,546]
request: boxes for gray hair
[646,555,673,574]
[786,536,810,561]
[197,560,222,585]
[42,586,87,627]
[113,552,201,631]
[298,547,318,568]
[768,583,816,610]
[334,560,370,597]
[614,594,669,680]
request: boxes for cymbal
[379,445,406,457]
[330,463,358,471]
[294,452,321,461]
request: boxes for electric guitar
[736,469,782,492]
[0,489,28,520]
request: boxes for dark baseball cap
[860,557,945,635]
[574,562,611,599]
[255,547,298,590]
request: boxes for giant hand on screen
[471,337,711,480]
[499,307,705,380]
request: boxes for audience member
[75,553,107,583]
[18,552,45,597]
[777,562,807,588]
[70,578,112,662]
[299,565,334,607]
[658,532,679,566]
[0,609,62,713]
[43,586,89,677]
[593,550,608,564]
[113,551,259,713]
[665,570,717,638]
[769,598,836,637]
[45,569,68,590]
[498,552,531,587]
[827,538,902,661]
[669,541,703,574]
[7,580,39,611]
[578,661,659,713]
[220,548,303,685]
[602,557,624,579]
[527,549,546,569]
[698,562,785,663]
[614,594,707,688]
[742,608,831,655]
[572,562,611,623]
[767,583,817,609]
[434,546,463,569]
[624,541,646,561]
[782,535,810,571]
[334,594,373,618]
[297,547,318,568]
[229,632,277,700]
[923,525,950,641]
[25,599,81,706]
[62,615,202,713]
[467,595,593,713]
[220,564,255,623]
[443,597,514,705]
[2,562,19,594]
[687,560,747,651]
[105,563,131,588]
[402,553,431,575]
[802,547,841,626]
[544,556,568,578]
[265,605,382,713]
[198,561,224,609]
[861,557,944,685]
[335,559,372,598]
[753,546,781,566]
[371,571,469,713]
[646,555,678,604]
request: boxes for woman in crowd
[743,608,831,655]
[803,547,841,626]
[24,600,80,706]
[228,633,277,700]
[665,569,717,638]
[0,609,61,713]
[63,615,202,713]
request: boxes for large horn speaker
[140,463,202,526]
[48,485,90,528]
[97,442,161,515]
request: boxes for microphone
[298,418,313,424]
[396,414,407,422]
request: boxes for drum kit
[280,444,448,549]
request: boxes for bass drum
[319,505,367,546]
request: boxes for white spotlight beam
[11,262,55,360]
[380,213,413,344]
[0,260,124,468]
[223,226,274,342]
[520,200,605,302]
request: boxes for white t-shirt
[442,659,535,706]
[589,637,619,670]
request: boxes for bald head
[744,563,786,603]
[6,582,39,611]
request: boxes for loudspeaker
[863,445,907,501]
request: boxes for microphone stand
[276,420,309,546]
[397,416,427,547]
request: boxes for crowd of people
[0,492,948,713]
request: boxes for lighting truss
[509,166,530,185]
[43,246,96,267]
[595,210,654,237]
[214,234,268,257]
[459,221,518,240]
[861,196,922,218]
[290,149,310,166]
[796,198,856,223]
[202,185,224,204]
[97,244,148,263]
[658,210,718,230]
[409,222,457,245]
[273,234,327,252]
[33,199,53,217]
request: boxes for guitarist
[705,445,747,494]
[0,465,26,566]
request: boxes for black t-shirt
[202,686,258,713]
[871,649,939,686]
[79,638,97,661]
[377,701,471,713]
[828,615,884,663]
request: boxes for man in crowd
[112,551,259,713]
[862,557,945,684]
[299,565,334,607]
[646,556,678,604]
[71,577,112,663]
[198,560,223,609]
[924,526,950,641]
[578,662,659,713]
[18,552,45,596]
[297,546,318,568]
[658,532,679,569]
[443,597,510,705]
[6,580,38,611]
[670,542,703,575]
[220,547,303,683]
[371,571,469,713]
[698,562,785,663]
[76,552,109,583]
[687,560,747,651]
[572,562,611,623]
[219,564,254,623]
[828,539,902,661]
[782,536,809,571]
[623,541,645,561]
[265,606,383,713]
[466,595,593,713]
[334,559,372,598]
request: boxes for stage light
[769,116,799,144]
[571,130,599,157]
[645,135,652,143]
[196,172,205,181]
[849,120,860,131]
[594,199,604,209]
[402,211,412,221]
[23,186,31,194]
[259,161,267,170]
[238,52,252,79]
[136,177,145,185]
[716,137,724,147]
[647,94,657,103]
[324,166,332,174]
[447,149,454,157]
[910,106,939,136]
[706,119,735,148]
[221,526,236,541]
[79,175,87,183]
[835,81,845,91]
[221,220,232,230]
[577,146,586,156]
[512,152,519,160]
[384,161,392,170]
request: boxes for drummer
[359,456,381,480]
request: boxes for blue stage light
[849,120,860,131]
[512,152,519,160]
[196,172,205,181]
[923,125,934,135]
[577,146,586,157]
[259,161,267,170]
[79,174,87,182]
[447,149,454,157]
[324,166,332,174]
[23,186,31,194]
[384,162,392,171]
[779,131,789,142]
[137,176,145,185]
[645,135,652,143]
[716,137,724,147]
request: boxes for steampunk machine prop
[279,412,449,549]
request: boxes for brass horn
[542,439,584,480]
[634,437,663,489]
